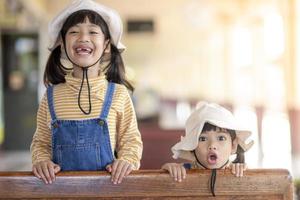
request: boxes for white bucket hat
[172,101,254,161]
[48,0,126,52]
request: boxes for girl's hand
[106,160,133,184]
[32,160,61,184]
[161,163,186,182]
[229,163,247,177]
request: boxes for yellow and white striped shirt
[30,73,143,169]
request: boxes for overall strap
[100,82,115,119]
[47,86,57,121]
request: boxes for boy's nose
[208,143,217,150]
[208,146,217,150]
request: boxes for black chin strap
[61,39,109,115]
[193,150,229,197]
[64,52,100,115]
[210,169,217,196]
[78,68,92,114]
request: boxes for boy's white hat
[172,101,254,161]
[48,0,125,52]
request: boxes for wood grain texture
[0,169,293,199]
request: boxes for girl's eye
[68,31,78,34]
[199,136,207,142]
[218,136,227,141]
[90,31,99,34]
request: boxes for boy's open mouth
[207,153,218,165]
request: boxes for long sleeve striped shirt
[30,73,143,169]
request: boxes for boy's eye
[199,136,207,142]
[218,136,227,141]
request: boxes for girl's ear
[104,40,111,53]
[100,41,111,64]
[60,44,68,60]
[231,138,238,154]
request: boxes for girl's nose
[78,33,89,42]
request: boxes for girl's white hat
[172,102,254,161]
[48,0,125,52]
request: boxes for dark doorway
[1,33,39,150]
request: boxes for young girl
[162,102,253,196]
[30,0,142,185]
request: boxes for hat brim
[48,0,125,52]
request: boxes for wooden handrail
[0,169,293,199]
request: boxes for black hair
[44,10,134,91]
[201,122,245,163]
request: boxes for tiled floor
[0,151,31,171]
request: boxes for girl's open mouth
[207,153,218,165]
[76,47,93,55]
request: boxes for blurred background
[0,0,299,180]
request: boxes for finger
[113,162,124,184]
[240,165,244,177]
[124,164,132,177]
[240,164,246,177]
[177,166,182,182]
[239,165,244,177]
[238,164,242,177]
[235,163,240,177]
[168,166,174,178]
[37,165,48,184]
[226,163,231,170]
[41,163,52,184]
[54,164,61,174]
[117,163,130,184]
[47,163,56,183]
[181,166,186,180]
[111,161,120,183]
[32,166,41,179]
[172,166,178,181]
[231,164,236,175]
[106,164,112,173]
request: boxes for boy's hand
[32,160,61,184]
[106,159,133,184]
[229,163,247,177]
[161,163,186,182]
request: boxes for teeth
[76,47,92,53]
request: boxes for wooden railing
[0,169,293,199]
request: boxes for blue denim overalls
[47,82,115,171]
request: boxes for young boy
[162,102,254,183]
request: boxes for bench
[0,169,293,199]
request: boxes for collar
[65,72,107,101]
